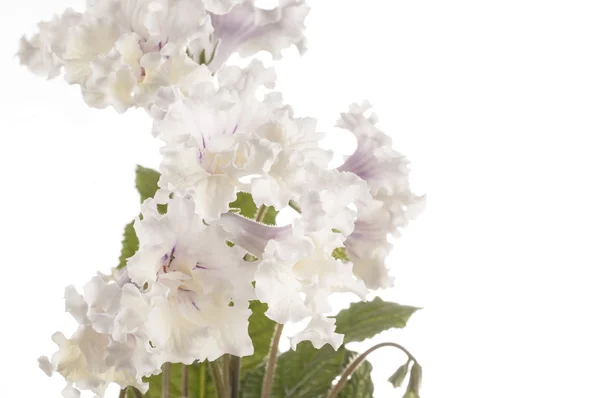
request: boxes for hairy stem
[210,361,227,398]
[260,323,284,398]
[182,364,189,397]
[256,204,269,221]
[326,342,418,398]
[200,361,206,398]
[229,356,241,398]
[162,363,171,398]
[129,387,143,398]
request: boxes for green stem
[200,361,206,398]
[229,356,241,398]
[260,323,284,398]
[119,389,127,398]
[255,204,269,221]
[210,361,227,398]
[288,200,302,214]
[326,342,418,398]
[182,364,189,397]
[162,363,171,398]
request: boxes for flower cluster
[20,1,423,396]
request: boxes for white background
[1,0,600,397]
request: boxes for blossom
[337,102,426,288]
[17,9,82,79]
[217,168,371,350]
[19,0,211,111]
[39,276,158,397]
[188,0,309,71]
[126,196,256,363]
[151,61,280,220]
[249,99,332,210]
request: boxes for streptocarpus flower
[39,275,159,397]
[19,0,211,111]
[17,8,82,79]
[188,0,309,71]
[127,196,256,363]
[152,60,330,220]
[217,168,371,350]
[337,101,426,288]
[151,61,281,220]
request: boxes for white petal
[38,356,54,377]
[289,316,343,350]
[192,175,238,221]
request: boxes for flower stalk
[326,342,418,398]
[260,323,284,398]
[182,364,189,397]
[162,363,171,398]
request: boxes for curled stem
[210,360,227,398]
[326,342,418,398]
[261,323,284,398]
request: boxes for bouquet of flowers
[18,1,425,397]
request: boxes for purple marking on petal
[192,301,200,311]
[194,263,208,270]
[232,124,238,135]
[202,135,207,149]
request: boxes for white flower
[250,100,332,210]
[126,196,255,363]
[41,273,159,397]
[336,102,426,289]
[188,0,309,71]
[152,61,283,220]
[217,168,371,350]
[41,325,149,397]
[20,0,210,112]
[17,9,82,79]
[203,0,245,14]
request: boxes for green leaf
[338,350,374,398]
[118,166,165,269]
[143,362,216,398]
[135,166,160,203]
[241,342,347,398]
[117,221,139,269]
[230,192,258,218]
[229,192,278,225]
[335,297,420,343]
[388,361,411,389]
[402,392,419,398]
[240,366,264,398]
[273,342,346,398]
[135,165,161,203]
[262,206,278,226]
[241,301,277,376]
